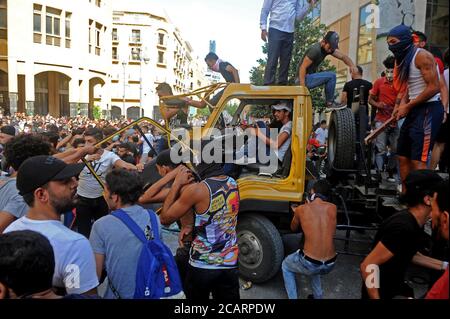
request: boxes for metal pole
[122,62,126,116]
[140,56,143,118]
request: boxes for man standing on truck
[297,31,358,109]
[260,0,318,86]
[282,180,337,299]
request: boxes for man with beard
[4,155,99,295]
[426,179,449,299]
[387,25,444,189]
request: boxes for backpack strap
[147,209,159,241]
[111,209,147,244]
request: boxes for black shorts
[397,101,444,162]
[435,118,449,144]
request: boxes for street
[160,228,430,299]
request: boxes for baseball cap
[324,31,339,51]
[404,170,443,194]
[17,155,85,196]
[272,103,292,112]
[0,125,17,137]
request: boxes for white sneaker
[387,177,396,183]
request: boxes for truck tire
[237,214,284,283]
[328,108,356,170]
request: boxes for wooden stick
[364,117,396,145]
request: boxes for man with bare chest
[282,180,337,299]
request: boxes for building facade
[109,0,207,120]
[2,0,112,118]
[319,0,448,87]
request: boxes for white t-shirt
[77,150,120,198]
[141,133,155,155]
[5,216,99,294]
[276,121,292,162]
[315,127,328,145]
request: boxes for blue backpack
[112,209,183,299]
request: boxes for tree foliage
[249,16,336,116]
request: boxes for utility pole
[122,61,127,116]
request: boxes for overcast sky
[150,0,266,83]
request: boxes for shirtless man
[282,180,337,299]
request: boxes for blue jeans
[282,250,335,299]
[264,28,294,86]
[305,72,337,104]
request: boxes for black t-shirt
[219,62,236,83]
[362,210,422,299]
[343,79,373,109]
[299,43,331,75]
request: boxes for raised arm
[296,0,317,21]
[332,49,356,71]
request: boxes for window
[425,0,449,53]
[0,1,6,29]
[45,7,61,46]
[131,29,141,43]
[158,51,165,65]
[94,22,102,55]
[131,47,141,61]
[112,28,118,41]
[357,4,373,65]
[89,20,92,53]
[112,47,118,60]
[65,12,71,48]
[32,4,42,43]
[158,33,165,46]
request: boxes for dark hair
[413,30,427,42]
[84,127,103,142]
[155,82,173,95]
[117,142,132,152]
[103,126,117,138]
[105,169,144,205]
[72,138,85,148]
[383,56,395,69]
[41,131,59,149]
[312,180,331,198]
[400,172,443,207]
[72,127,85,136]
[356,66,363,75]
[320,120,327,125]
[3,135,52,171]
[436,179,449,213]
[46,124,59,133]
[0,230,55,297]
[205,52,219,62]
[156,149,177,169]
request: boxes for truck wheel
[328,108,356,170]
[237,214,284,283]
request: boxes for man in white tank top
[387,25,444,191]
